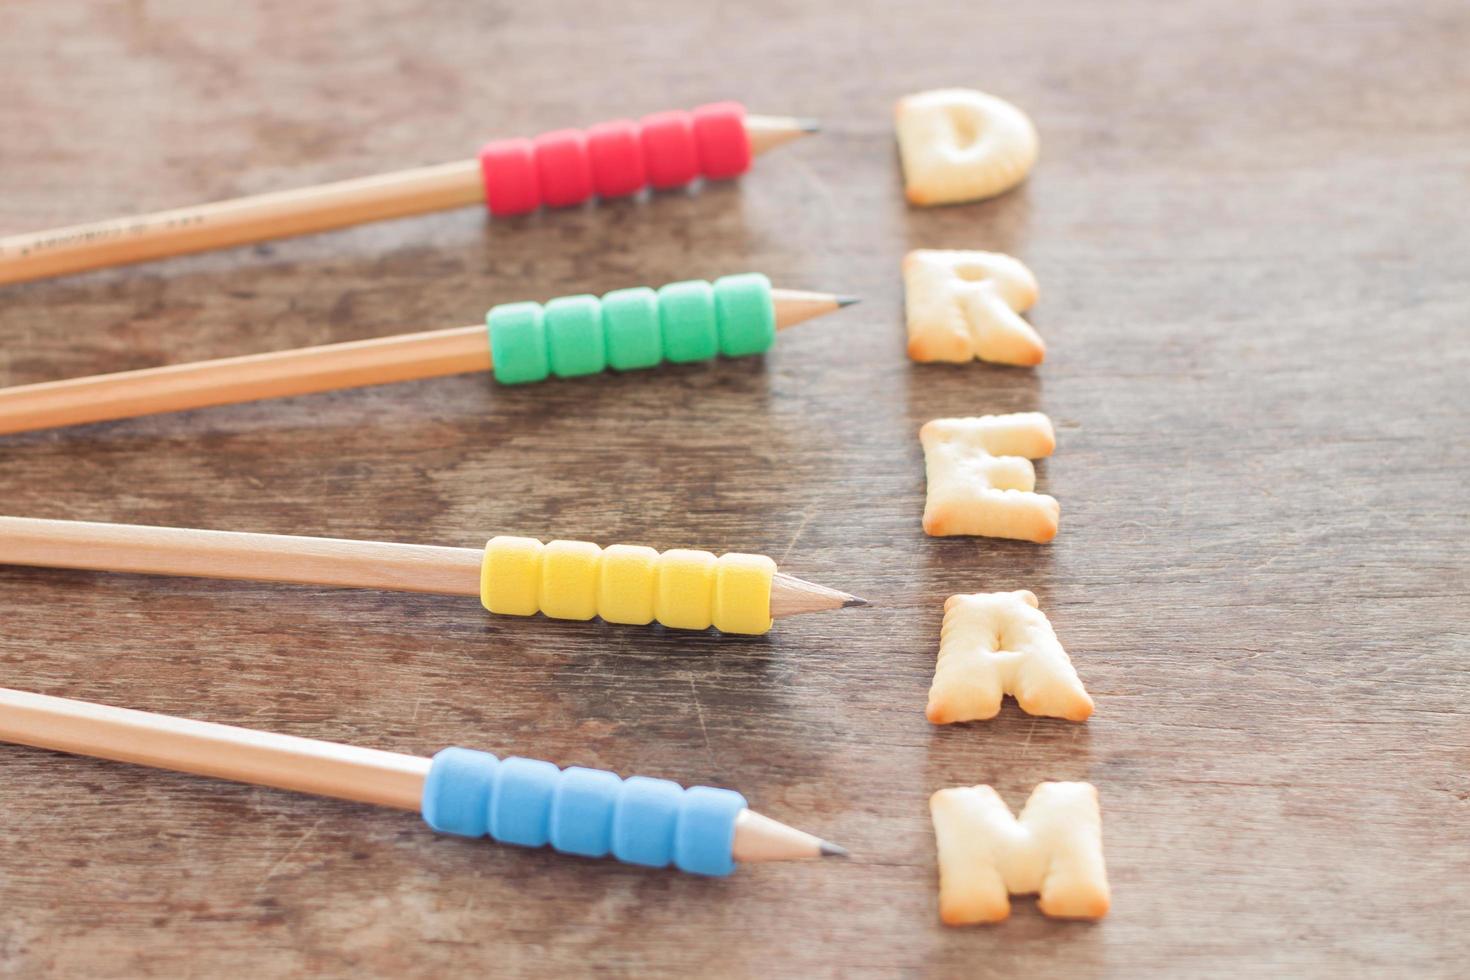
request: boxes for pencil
[0,282,855,436]
[0,107,817,286]
[0,516,867,632]
[0,686,846,874]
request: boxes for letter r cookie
[904,250,1043,366]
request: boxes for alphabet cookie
[904,250,1043,366]
[920,413,1059,542]
[930,781,1109,924]
[928,591,1092,723]
[895,88,1038,206]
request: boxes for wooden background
[1,0,1466,975]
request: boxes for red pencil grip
[587,120,645,199]
[478,103,750,217]
[692,102,751,180]
[479,139,541,217]
[533,129,594,209]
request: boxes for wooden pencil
[0,289,855,436]
[0,686,845,864]
[0,114,816,286]
[0,516,866,620]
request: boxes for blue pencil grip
[420,747,747,877]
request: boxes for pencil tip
[841,595,869,608]
[820,841,850,858]
[836,295,861,308]
[797,118,822,133]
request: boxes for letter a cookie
[927,591,1093,723]
[931,781,1109,924]
[920,413,1059,542]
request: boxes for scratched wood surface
[1,1,1466,976]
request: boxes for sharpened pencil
[0,516,867,629]
[0,287,856,436]
[0,112,817,285]
[0,686,847,870]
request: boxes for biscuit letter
[903,250,1043,366]
[930,782,1109,924]
[895,88,1038,206]
[920,414,1059,542]
[928,591,1092,723]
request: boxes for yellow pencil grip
[480,536,776,635]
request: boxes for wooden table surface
[1,1,1466,976]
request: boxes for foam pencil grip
[487,272,776,384]
[422,747,747,876]
[478,102,751,217]
[480,536,777,635]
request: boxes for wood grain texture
[0,0,1466,976]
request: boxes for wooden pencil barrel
[0,517,485,596]
[0,687,430,810]
[0,161,486,286]
[0,325,492,435]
